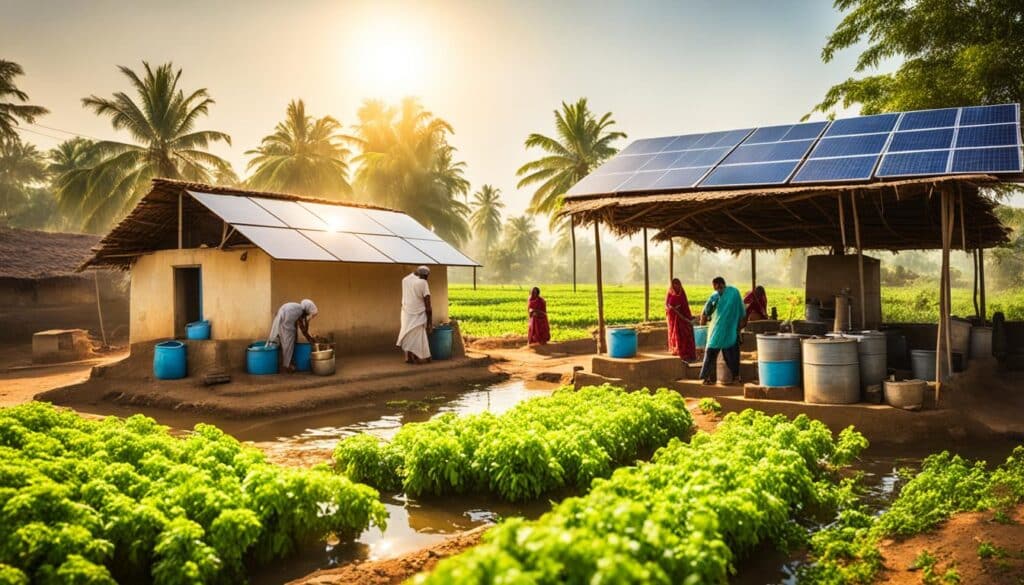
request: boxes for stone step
[682,359,759,381]
[672,378,745,399]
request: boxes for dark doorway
[173,266,202,338]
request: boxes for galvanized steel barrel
[950,319,972,358]
[757,333,802,387]
[828,331,887,391]
[970,326,992,360]
[802,338,860,404]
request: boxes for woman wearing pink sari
[665,278,696,361]
[528,287,550,345]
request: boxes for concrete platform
[592,353,684,389]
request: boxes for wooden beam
[723,210,782,244]
[751,249,757,293]
[979,247,987,322]
[594,222,607,354]
[837,194,847,251]
[571,216,577,293]
[668,237,674,280]
[93,271,107,348]
[852,192,866,330]
[643,228,650,322]
[177,192,183,249]
[473,266,477,290]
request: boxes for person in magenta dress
[665,278,696,361]
[742,285,768,327]
[527,287,550,345]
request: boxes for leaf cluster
[0,402,386,584]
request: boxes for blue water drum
[756,333,802,387]
[293,342,312,371]
[186,320,211,340]
[693,325,708,348]
[153,340,187,380]
[607,327,638,358]
[247,341,280,375]
[428,325,454,360]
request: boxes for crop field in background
[449,284,1024,342]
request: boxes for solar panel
[617,171,669,192]
[565,172,631,197]
[955,124,1019,148]
[700,161,799,187]
[809,134,889,158]
[662,133,706,151]
[782,121,830,141]
[232,225,336,261]
[722,140,815,165]
[888,129,955,152]
[407,239,479,266]
[897,108,958,131]
[357,234,436,264]
[824,113,900,137]
[792,155,878,183]
[299,202,393,235]
[362,209,441,241]
[745,125,791,144]
[959,104,1017,126]
[951,147,1022,173]
[593,154,651,174]
[250,198,328,230]
[876,150,951,177]
[650,167,713,189]
[638,151,685,172]
[189,191,286,227]
[301,230,393,263]
[618,137,678,156]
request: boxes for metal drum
[716,352,734,384]
[911,349,952,382]
[970,326,993,360]
[950,319,972,359]
[757,334,802,387]
[828,331,887,391]
[803,338,860,404]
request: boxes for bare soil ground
[876,505,1024,584]
[0,344,128,408]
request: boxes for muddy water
[731,438,1022,585]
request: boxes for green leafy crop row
[800,446,1024,584]
[413,409,868,584]
[333,385,693,502]
[0,402,386,585]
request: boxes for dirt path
[0,346,128,408]
[876,505,1024,584]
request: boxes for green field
[449,284,1024,342]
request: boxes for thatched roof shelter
[560,174,1011,252]
[0,227,102,281]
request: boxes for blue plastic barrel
[428,325,453,360]
[759,360,801,387]
[693,325,708,348]
[294,342,312,371]
[153,341,187,380]
[186,320,211,340]
[607,327,638,358]
[247,341,280,375]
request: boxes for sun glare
[351,18,429,100]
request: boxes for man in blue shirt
[698,276,744,385]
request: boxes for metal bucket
[757,333,802,387]
[910,349,951,382]
[828,331,887,391]
[716,352,734,384]
[950,319,972,359]
[970,326,993,360]
[311,349,335,376]
[803,338,860,404]
[884,379,926,411]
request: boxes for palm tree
[503,215,540,260]
[0,138,47,218]
[351,97,470,244]
[469,184,504,253]
[48,137,98,228]
[516,98,625,289]
[246,99,352,197]
[0,60,48,144]
[79,62,232,231]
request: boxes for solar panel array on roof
[187,190,478,266]
[566,103,1023,197]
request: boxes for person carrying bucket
[266,299,318,373]
[698,277,743,385]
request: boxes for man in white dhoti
[267,299,318,372]
[397,266,433,364]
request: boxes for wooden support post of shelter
[668,237,674,279]
[594,222,607,354]
[93,270,107,348]
[570,216,577,293]
[851,192,866,330]
[177,191,183,249]
[973,248,980,318]
[643,228,650,322]
[979,248,987,321]
[750,249,757,293]
[472,266,477,290]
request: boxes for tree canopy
[813,0,1024,115]
[0,60,48,144]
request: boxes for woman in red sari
[665,278,696,361]
[743,285,768,327]
[527,287,550,345]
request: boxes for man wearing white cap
[397,266,433,364]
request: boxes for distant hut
[0,226,128,344]
[82,179,479,357]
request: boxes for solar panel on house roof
[251,198,327,231]
[298,202,393,235]
[407,238,479,266]
[357,234,436,264]
[231,225,336,261]
[565,102,1022,197]
[301,230,393,263]
[189,191,286,227]
[363,209,442,241]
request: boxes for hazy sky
[4,0,879,224]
